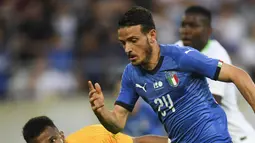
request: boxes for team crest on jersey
[165,71,179,87]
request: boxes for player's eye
[181,23,198,28]
[49,137,57,143]
[130,38,138,43]
[181,22,189,28]
[189,23,199,28]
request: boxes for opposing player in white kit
[175,6,255,143]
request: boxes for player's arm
[176,46,255,112]
[88,66,139,134]
[217,63,255,112]
[89,82,130,134]
[133,135,170,143]
[94,105,129,134]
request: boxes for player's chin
[130,60,141,66]
[182,40,192,47]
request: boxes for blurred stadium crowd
[0,0,254,100]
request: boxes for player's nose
[182,27,192,34]
[181,29,193,39]
[124,44,132,53]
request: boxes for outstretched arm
[88,81,129,134]
[89,66,139,134]
[94,105,129,134]
[218,63,255,112]
[133,135,170,143]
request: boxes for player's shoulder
[160,43,197,64]
[160,43,192,56]
[174,40,183,46]
[208,40,227,53]
[68,124,105,135]
[84,124,105,129]
[123,63,136,76]
[66,124,123,143]
[66,124,109,141]
[125,63,134,71]
[206,40,232,64]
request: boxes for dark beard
[141,39,153,69]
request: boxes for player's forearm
[231,69,255,112]
[95,107,124,134]
[133,135,169,143]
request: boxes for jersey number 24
[154,94,175,116]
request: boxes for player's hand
[88,81,105,113]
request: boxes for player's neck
[196,44,205,51]
[197,40,209,52]
[141,44,160,71]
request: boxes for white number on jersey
[154,94,175,116]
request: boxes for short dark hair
[118,6,155,34]
[22,116,56,143]
[185,6,211,26]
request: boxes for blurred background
[0,0,255,142]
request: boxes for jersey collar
[201,40,212,53]
[139,56,164,75]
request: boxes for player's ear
[60,131,65,142]
[148,29,157,44]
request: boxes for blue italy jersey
[115,44,232,143]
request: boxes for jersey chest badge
[165,71,179,87]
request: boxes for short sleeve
[173,46,223,80]
[201,41,230,97]
[115,66,139,112]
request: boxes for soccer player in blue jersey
[88,6,255,143]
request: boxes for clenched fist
[88,81,105,112]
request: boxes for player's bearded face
[118,25,153,66]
